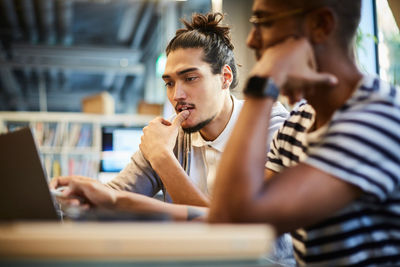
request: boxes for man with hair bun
[210,0,400,266]
[51,12,292,263]
[50,13,291,258]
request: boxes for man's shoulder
[287,101,315,122]
[350,76,400,107]
[331,76,400,125]
[232,95,289,116]
[271,101,289,119]
[232,95,244,108]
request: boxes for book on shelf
[52,122,65,147]
[68,123,81,147]
[52,159,61,178]
[43,124,55,147]
[68,123,93,148]
[68,156,98,178]
[76,125,92,148]
[41,155,61,180]
[33,122,44,146]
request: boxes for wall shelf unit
[0,112,155,181]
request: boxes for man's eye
[260,21,274,28]
[250,15,275,28]
[165,81,173,88]
[186,76,198,82]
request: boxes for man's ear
[304,7,336,44]
[221,64,233,89]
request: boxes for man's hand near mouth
[138,109,209,206]
[140,110,190,163]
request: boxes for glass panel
[356,0,378,75]
[376,0,400,86]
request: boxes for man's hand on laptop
[49,176,117,209]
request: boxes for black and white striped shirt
[266,76,400,266]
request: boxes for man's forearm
[150,150,210,207]
[114,191,207,221]
[209,98,275,222]
[106,151,160,196]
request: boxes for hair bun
[180,12,234,50]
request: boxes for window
[357,0,400,86]
[376,0,400,86]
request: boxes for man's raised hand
[139,110,189,163]
[250,38,338,104]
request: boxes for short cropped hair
[272,0,362,49]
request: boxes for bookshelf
[0,112,155,181]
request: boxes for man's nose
[173,84,186,100]
[246,27,260,49]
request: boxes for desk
[0,222,276,266]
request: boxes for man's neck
[307,49,363,130]
[199,95,234,141]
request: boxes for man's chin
[182,116,215,133]
[182,123,203,133]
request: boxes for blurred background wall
[0,0,399,114]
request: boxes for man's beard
[182,115,215,133]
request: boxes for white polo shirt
[188,96,288,195]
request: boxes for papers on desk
[0,222,275,261]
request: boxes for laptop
[0,127,59,221]
[0,127,169,222]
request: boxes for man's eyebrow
[162,67,199,79]
[177,67,199,76]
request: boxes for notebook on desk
[0,128,169,222]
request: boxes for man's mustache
[175,102,195,112]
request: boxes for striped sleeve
[266,127,285,173]
[267,102,289,151]
[306,101,400,201]
[266,102,314,173]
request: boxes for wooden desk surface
[0,222,275,262]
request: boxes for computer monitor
[100,126,144,173]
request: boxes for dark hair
[273,0,362,49]
[165,13,238,89]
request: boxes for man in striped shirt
[210,0,400,266]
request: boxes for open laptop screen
[0,128,59,221]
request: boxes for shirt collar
[191,95,243,152]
